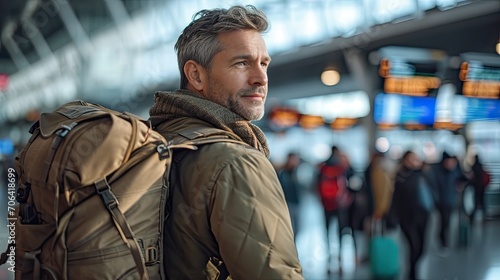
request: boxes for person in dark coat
[427,152,467,251]
[469,154,490,223]
[277,152,303,238]
[392,151,432,280]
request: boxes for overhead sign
[435,96,500,130]
[268,107,300,129]
[463,97,500,122]
[374,93,436,125]
[377,47,446,96]
[457,53,500,99]
[380,59,441,96]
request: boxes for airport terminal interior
[1,0,500,279]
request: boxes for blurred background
[0,0,499,279]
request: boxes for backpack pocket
[15,222,57,279]
[67,244,139,279]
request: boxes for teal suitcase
[458,208,470,247]
[369,221,400,279]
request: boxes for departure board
[455,52,500,99]
[374,93,436,125]
[377,46,446,96]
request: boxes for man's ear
[184,60,205,92]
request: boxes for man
[149,5,303,280]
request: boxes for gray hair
[175,5,269,89]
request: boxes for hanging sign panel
[374,93,436,125]
[455,52,500,99]
[461,96,500,122]
[377,46,446,96]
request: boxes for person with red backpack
[316,146,353,275]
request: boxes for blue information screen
[374,93,436,125]
[465,98,500,122]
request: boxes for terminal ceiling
[0,0,499,124]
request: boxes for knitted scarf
[149,90,270,158]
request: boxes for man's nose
[250,65,268,87]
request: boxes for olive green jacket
[150,90,303,280]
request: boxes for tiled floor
[295,190,500,280]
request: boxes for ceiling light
[321,69,340,86]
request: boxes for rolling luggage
[369,219,399,279]
[458,185,473,247]
[458,214,470,247]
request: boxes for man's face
[203,30,271,121]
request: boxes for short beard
[233,87,266,121]
[228,97,265,121]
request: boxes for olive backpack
[0,100,239,279]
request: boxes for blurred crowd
[274,146,491,280]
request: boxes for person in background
[316,146,353,275]
[277,152,303,239]
[148,5,303,279]
[357,151,396,265]
[392,151,432,280]
[468,154,490,224]
[365,151,395,226]
[427,152,467,254]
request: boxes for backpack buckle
[17,183,31,203]
[157,144,170,160]
[145,246,159,265]
[55,122,77,138]
[94,179,119,209]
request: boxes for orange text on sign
[384,77,441,96]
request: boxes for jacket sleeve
[209,147,304,280]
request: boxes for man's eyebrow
[230,54,272,62]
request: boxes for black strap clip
[21,204,40,224]
[55,122,77,138]
[29,121,40,134]
[95,179,119,210]
[157,143,170,160]
[16,183,31,203]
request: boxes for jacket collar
[149,90,270,157]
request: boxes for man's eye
[236,61,247,66]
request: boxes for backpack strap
[178,126,232,140]
[94,179,148,280]
[176,126,250,147]
[161,129,246,279]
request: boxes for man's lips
[242,94,265,100]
